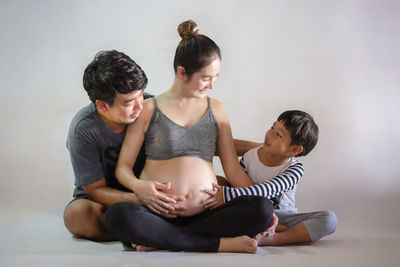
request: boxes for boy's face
[263,121,299,157]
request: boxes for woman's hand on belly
[158,193,189,217]
[141,157,218,216]
[167,186,216,216]
[133,180,185,216]
[152,184,211,217]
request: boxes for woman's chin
[194,91,208,98]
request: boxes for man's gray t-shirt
[67,101,147,198]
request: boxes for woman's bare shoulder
[141,97,156,118]
[209,97,228,120]
[126,97,155,134]
[210,97,226,111]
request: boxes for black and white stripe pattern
[223,161,304,203]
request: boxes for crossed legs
[105,196,273,252]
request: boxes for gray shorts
[275,210,338,241]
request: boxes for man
[64,50,260,241]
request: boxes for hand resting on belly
[140,157,218,217]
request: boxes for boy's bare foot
[275,224,289,232]
[255,232,276,246]
[256,223,313,246]
[218,236,258,253]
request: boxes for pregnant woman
[105,20,273,253]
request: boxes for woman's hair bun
[178,20,199,40]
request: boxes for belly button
[185,192,192,199]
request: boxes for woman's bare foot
[218,236,257,253]
[131,243,158,252]
[123,243,158,252]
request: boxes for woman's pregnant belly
[140,157,217,216]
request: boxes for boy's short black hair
[278,110,319,157]
[83,50,148,106]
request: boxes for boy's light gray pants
[275,210,338,241]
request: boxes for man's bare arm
[84,178,141,207]
[233,139,261,157]
[215,138,261,186]
[215,139,261,157]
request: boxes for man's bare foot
[218,236,257,253]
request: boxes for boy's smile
[258,121,302,167]
[263,137,271,147]
[263,121,292,154]
[261,120,302,160]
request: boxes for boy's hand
[202,183,224,209]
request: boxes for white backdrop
[1,0,399,237]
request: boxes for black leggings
[104,196,273,252]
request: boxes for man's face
[106,90,144,125]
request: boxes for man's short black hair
[278,110,319,157]
[83,50,148,106]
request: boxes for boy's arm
[223,161,304,203]
[233,139,262,157]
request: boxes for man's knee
[63,199,105,238]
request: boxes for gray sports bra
[144,97,218,162]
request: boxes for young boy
[204,110,337,245]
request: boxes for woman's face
[183,57,221,98]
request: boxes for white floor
[1,209,399,267]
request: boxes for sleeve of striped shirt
[223,161,304,203]
[239,156,248,173]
